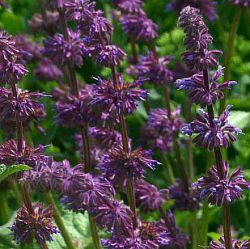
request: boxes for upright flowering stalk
[177,6,250,248]
[0,30,60,249]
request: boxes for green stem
[190,212,201,249]
[160,153,175,185]
[200,203,209,246]
[0,189,10,225]
[43,192,75,249]
[89,216,102,249]
[219,8,242,114]
[222,204,232,249]
[11,180,22,206]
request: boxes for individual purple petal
[209,237,250,249]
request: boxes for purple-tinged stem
[111,65,137,228]
[56,8,101,248]
[130,37,138,64]
[219,8,241,114]
[203,69,232,249]
[148,40,189,191]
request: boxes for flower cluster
[120,13,157,42]
[128,51,173,85]
[135,179,169,212]
[113,0,144,14]
[176,66,237,107]
[182,106,242,150]
[91,75,148,115]
[0,87,46,125]
[0,31,28,84]
[0,139,48,169]
[209,237,250,249]
[193,162,250,206]
[169,179,200,211]
[44,29,85,67]
[178,6,221,70]
[229,0,250,7]
[98,146,158,188]
[10,204,58,245]
[142,107,183,152]
[167,0,216,21]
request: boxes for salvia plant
[0,0,250,249]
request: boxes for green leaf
[228,111,250,130]
[0,164,31,182]
[49,210,92,249]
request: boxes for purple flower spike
[65,0,95,22]
[209,237,250,249]
[91,75,148,115]
[167,0,216,21]
[0,140,48,169]
[135,179,169,212]
[91,199,133,235]
[0,61,28,84]
[169,179,200,211]
[176,66,237,106]
[44,29,85,67]
[10,204,58,245]
[178,6,222,70]
[98,146,158,188]
[128,51,173,85]
[120,13,157,42]
[229,0,250,8]
[182,106,242,150]
[34,58,63,81]
[54,85,96,128]
[193,162,250,206]
[160,211,189,249]
[89,44,126,67]
[62,167,115,212]
[0,87,46,124]
[114,0,144,14]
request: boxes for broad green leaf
[228,111,250,130]
[49,210,92,249]
[0,164,31,182]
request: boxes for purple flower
[159,211,189,249]
[114,0,144,14]
[135,179,169,211]
[54,85,95,128]
[28,11,59,33]
[167,0,216,21]
[0,30,19,62]
[193,162,250,206]
[182,106,242,150]
[178,6,221,70]
[89,127,123,149]
[61,168,115,212]
[120,13,157,42]
[229,0,250,8]
[209,237,250,249]
[91,75,148,115]
[82,10,113,44]
[98,146,158,187]
[44,29,85,67]
[0,140,48,169]
[128,51,173,85]
[176,66,237,106]
[14,35,42,62]
[34,58,63,81]
[0,61,28,84]
[65,0,95,22]
[0,87,46,124]
[10,204,58,245]
[169,179,200,211]
[89,44,126,67]
[91,199,133,235]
